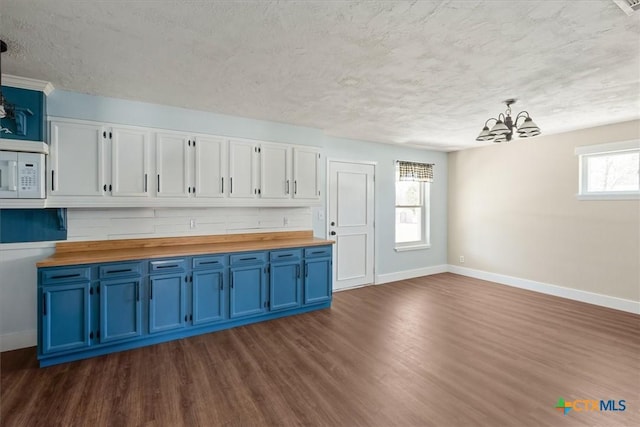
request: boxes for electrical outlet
[190,219,196,229]
[283,216,289,226]
[459,256,465,263]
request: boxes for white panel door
[111,127,150,197]
[228,140,256,198]
[260,143,290,199]
[49,121,106,196]
[156,133,190,198]
[293,147,320,199]
[194,136,226,198]
[328,161,375,290]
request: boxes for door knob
[330,221,335,226]
[330,231,336,236]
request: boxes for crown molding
[1,74,55,95]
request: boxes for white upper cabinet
[49,121,105,196]
[260,142,291,199]
[156,133,190,198]
[228,139,257,198]
[194,136,226,198]
[46,118,321,207]
[156,133,226,199]
[293,147,321,200]
[111,127,150,197]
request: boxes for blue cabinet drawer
[149,259,186,273]
[270,249,302,262]
[192,255,226,270]
[99,262,142,278]
[304,246,332,258]
[42,267,91,284]
[229,252,267,266]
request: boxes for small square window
[576,140,640,200]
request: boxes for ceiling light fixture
[476,99,541,143]
[0,40,13,120]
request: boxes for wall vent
[613,0,640,15]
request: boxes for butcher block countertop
[37,231,334,268]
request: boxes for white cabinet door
[156,133,190,198]
[111,127,150,197]
[293,147,320,199]
[260,143,290,199]
[228,140,256,198]
[49,121,106,196]
[195,136,226,198]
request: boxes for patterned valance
[397,161,434,182]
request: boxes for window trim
[394,178,431,251]
[575,140,640,201]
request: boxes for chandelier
[476,99,541,143]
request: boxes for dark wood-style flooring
[2,273,639,426]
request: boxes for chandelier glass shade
[476,99,541,143]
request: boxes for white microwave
[0,150,46,198]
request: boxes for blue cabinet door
[230,265,266,318]
[41,282,91,354]
[270,262,301,311]
[149,274,186,334]
[99,278,142,343]
[192,270,226,325]
[304,258,332,305]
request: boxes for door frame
[325,158,377,291]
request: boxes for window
[576,140,640,200]
[395,161,431,251]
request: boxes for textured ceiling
[1,0,639,151]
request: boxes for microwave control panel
[17,152,46,198]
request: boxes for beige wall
[448,120,640,302]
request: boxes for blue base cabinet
[99,278,142,343]
[270,249,302,311]
[192,255,227,326]
[149,273,186,334]
[229,252,268,319]
[41,282,91,354]
[304,247,332,305]
[37,245,332,367]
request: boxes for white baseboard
[0,330,36,352]
[448,265,640,315]
[375,264,448,285]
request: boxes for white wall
[0,89,448,351]
[448,120,639,308]
[47,89,449,275]
[0,242,55,351]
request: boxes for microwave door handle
[8,161,17,191]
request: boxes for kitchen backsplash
[67,207,312,241]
